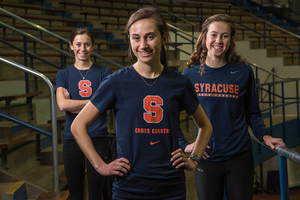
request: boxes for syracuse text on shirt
[194,83,239,99]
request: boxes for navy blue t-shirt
[179,63,270,162]
[91,66,199,199]
[56,63,112,139]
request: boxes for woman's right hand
[97,157,131,177]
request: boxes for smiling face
[129,18,163,67]
[205,21,231,61]
[70,34,94,63]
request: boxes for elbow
[70,121,77,138]
[57,102,68,112]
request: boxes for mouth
[139,50,152,56]
[213,46,222,50]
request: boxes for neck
[205,57,227,68]
[74,59,93,70]
[133,62,163,78]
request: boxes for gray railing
[0,56,59,192]
[250,129,300,200]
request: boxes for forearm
[71,118,106,170]
[58,99,90,113]
[192,125,212,157]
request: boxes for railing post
[296,81,300,138]
[23,36,29,95]
[278,154,289,200]
[298,38,300,65]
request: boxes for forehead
[208,21,231,34]
[129,18,159,35]
[73,34,92,42]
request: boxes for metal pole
[278,154,290,200]
[0,56,59,191]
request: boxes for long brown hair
[124,7,170,67]
[187,14,245,69]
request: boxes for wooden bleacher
[0,24,113,41]
[0,124,51,169]
[0,2,69,17]
[0,13,91,28]
[59,1,136,15]
[35,191,69,200]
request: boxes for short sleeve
[183,78,199,116]
[55,70,68,92]
[90,75,115,113]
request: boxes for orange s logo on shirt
[78,80,92,97]
[143,95,163,123]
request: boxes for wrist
[189,154,201,164]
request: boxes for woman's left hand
[263,135,286,150]
[63,88,70,99]
[171,148,197,171]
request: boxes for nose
[80,44,86,51]
[216,35,222,43]
[141,39,148,49]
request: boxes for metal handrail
[0,7,124,69]
[167,23,198,40]
[0,56,59,192]
[250,129,300,200]
[246,62,291,80]
[0,21,73,58]
[249,129,300,164]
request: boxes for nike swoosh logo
[150,140,161,145]
[230,70,239,74]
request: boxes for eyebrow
[131,32,156,37]
[210,30,229,34]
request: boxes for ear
[69,41,73,50]
[162,34,167,45]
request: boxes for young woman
[179,14,286,199]
[71,7,212,200]
[56,27,112,200]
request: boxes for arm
[171,104,212,171]
[71,101,131,176]
[56,87,89,113]
[245,69,285,149]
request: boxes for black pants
[63,137,110,200]
[195,148,254,200]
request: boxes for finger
[173,157,185,168]
[171,148,182,155]
[202,152,209,159]
[175,161,186,169]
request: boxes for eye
[85,43,91,47]
[76,43,81,47]
[211,33,216,37]
[223,35,229,39]
[147,35,154,40]
[132,36,140,41]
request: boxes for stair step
[0,181,26,200]
[35,191,69,200]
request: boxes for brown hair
[69,27,95,45]
[124,7,170,67]
[187,14,245,69]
